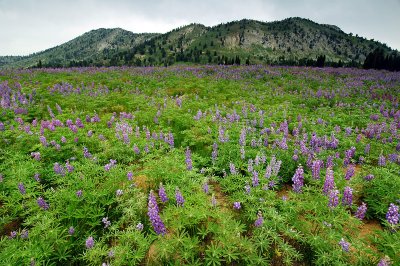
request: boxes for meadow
[0,65,399,265]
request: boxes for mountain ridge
[1,17,398,68]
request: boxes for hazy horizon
[1,0,400,56]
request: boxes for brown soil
[277,183,292,199]
[358,219,382,244]
[135,175,149,190]
[209,180,231,212]
[0,218,22,237]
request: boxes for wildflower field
[0,65,399,265]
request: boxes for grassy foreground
[0,65,399,265]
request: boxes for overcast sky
[0,0,399,56]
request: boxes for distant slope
[122,18,395,66]
[1,17,397,68]
[3,28,159,68]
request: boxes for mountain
[1,17,398,68]
[1,28,159,68]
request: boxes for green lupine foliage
[0,65,399,265]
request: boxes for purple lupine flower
[9,231,17,239]
[147,191,166,235]
[254,211,263,227]
[76,190,83,198]
[167,132,174,148]
[364,174,374,181]
[312,160,322,180]
[39,136,47,146]
[21,229,29,239]
[127,171,133,181]
[292,165,304,193]
[239,128,246,146]
[271,158,282,176]
[326,155,334,169]
[37,197,49,210]
[388,153,398,163]
[345,165,355,181]
[265,165,272,179]
[245,183,251,194]
[211,194,217,207]
[203,182,209,194]
[102,217,111,228]
[218,126,229,143]
[83,147,92,159]
[116,189,123,196]
[252,170,259,187]
[158,183,168,203]
[175,188,185,207]
[328,189,339,209]
[136,222,144,231]
[378,155,386,166]
[338,238,350,252]
[386,203,399,226]
[133,144,140,155]
[31,152,41,161]
[176,97,182,108]
[68,226,75,235]
[54,162,66,176]
[229,162,237,175]
[377,257,391,266]
[342,186,353,206]
[323,168,335,195]
[65,161,74,173]
[61,136,67,143]
[240,146,245,160]
[364,144,371,154]
[33,173,41,182]
[246,159,253,174]
[85,236,94,249]
[185,147,193,170]
[104,159,117,171]
[233,202,241,210]
[18,182,26,195]
[355,203,367,220]
[75,118,85,128]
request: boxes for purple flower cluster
[386,203,399,226]
[102,217,111,228]
[252,170,259,187]
[345,165,355,180]
[104,159,117,171]
[233,202,241,210]
[342,186,353,207]
[292,165,304,193]
[229,162,237,175]
[364,174,374,181]
[175,187,185,207]
[338,238,350,252]
[148,191,166,235]
[312,160,322,180]
[86,236,94,249]
[185,147,193,170]
[211,142,218,162]
[158,183,168,203]
[355,203,367,220]
[328,189,339,209]
[323,168,335,195]
[37,197,49,210]
[18,182,26,195]
[31,152,41,161]
[254,211,263,227]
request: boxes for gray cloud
[0,0,399,55]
